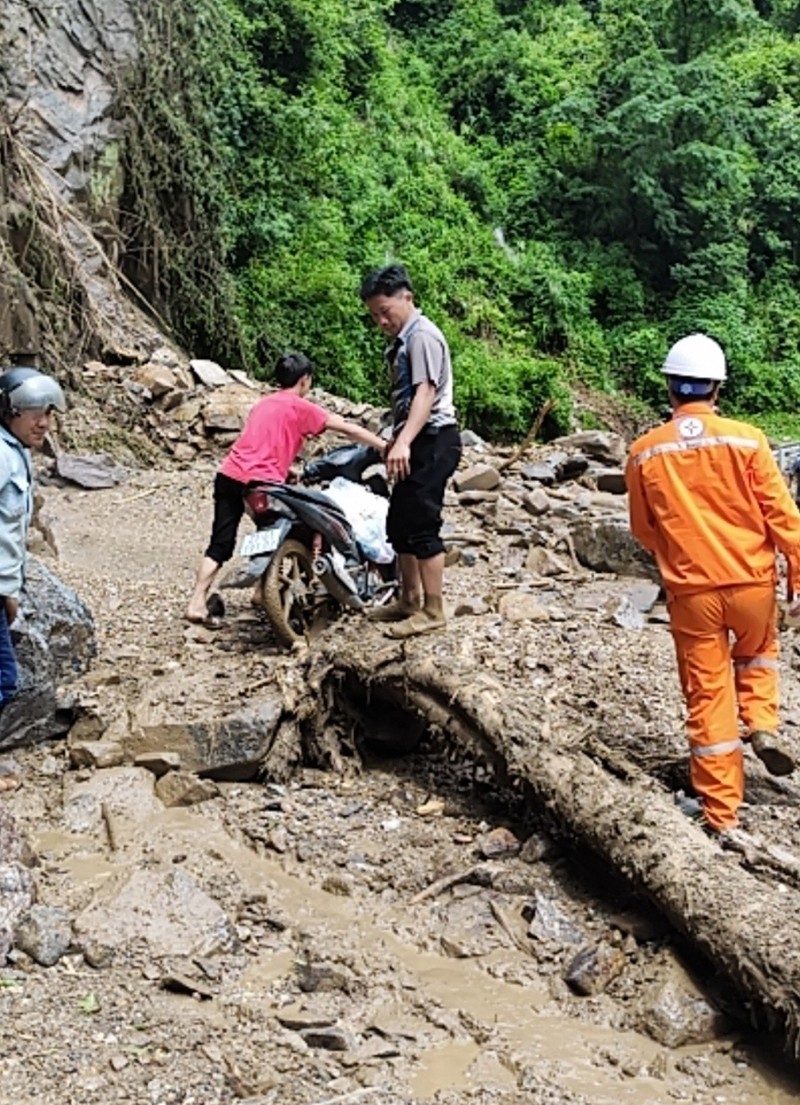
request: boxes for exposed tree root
[289,634,800,1057]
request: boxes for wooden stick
[497,399,555,472]
[409,865,481,906]
[113,487,158,506]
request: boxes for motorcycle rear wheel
[261,539,338,648]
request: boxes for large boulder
[551,431,627,468]
[571,516,659,581]
[0,559,95,751]
[127,690,285,779]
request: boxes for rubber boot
[367,595,422,623]
[749,730,795,777]
[385,595,447,640]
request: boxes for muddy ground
[2,459,800,1105]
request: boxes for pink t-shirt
[219,390,328,484]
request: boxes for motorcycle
[239,444,396,648]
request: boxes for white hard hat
[0,367,66,417]
[662,334,726,382]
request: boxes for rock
[460,429,486,449]
[67,709,108,744]
[604,596,645,631]
[64,767,161,839]
[564,942,627,996]
[595,469,627,495]
[228,369,259,390]
[552,431,627,467]
[498,592,550,622]
[276,1006,335,1031]
[55,453,127,489]
[526,891,585,946]
[571,517,659,580]
[521,463,557,486]
[458,490,499,505]
[525,547,569,577]
[69,740,125,769]
[74,867,236,959]
[0,560,95,751]
[625,582,661,614]
[172,443,197,463]
[170,396,205,424]
[134,751,181,777]
[453,464,502,493]
[128,689,283,778]
[150,346,182,369]
[649,604,671,625]
[454,598,489,617]
[0,807,35,962]
[190,359,231,387]
[201,386,256,433]
[519,832,558,864]
[478,827,521,859]
[134,362,178,397]
[155,771,220,807]
[555,455,589,482]
[300,1025,356,1052]
[298,961,353,994]
[320,874,354,895]
[522,489,552,516]
[14,905,73,967]
[635,957,729,1047]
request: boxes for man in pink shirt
[186,353,386,624]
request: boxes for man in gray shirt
[360,264,461,638]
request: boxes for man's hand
[386,438,411,482]
[4,597,18,625]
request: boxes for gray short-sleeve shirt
[389,311,457,431]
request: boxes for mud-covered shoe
[367,598,421,623]
[750,730,795,777]
[385,608,447,639]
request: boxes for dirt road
[1,464,800,1105]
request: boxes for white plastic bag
[323,477,395,564]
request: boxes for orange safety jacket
[626,402,800,594]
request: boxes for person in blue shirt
[0,367,66,710]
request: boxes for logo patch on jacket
[677,417,703,439]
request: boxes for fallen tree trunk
[303,635,800,1055]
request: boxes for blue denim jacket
[0,425,32,598]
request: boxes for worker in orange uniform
[626,333,800,833]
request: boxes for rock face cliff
[1,0,168,369]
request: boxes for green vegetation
[119,0,800,439]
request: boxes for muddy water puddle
[34,795,800,1105]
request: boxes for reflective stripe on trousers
[669,582,778,831]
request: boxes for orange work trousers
[668,582,779,831]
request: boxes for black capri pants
[386,424,461,560]
[205,472,247,565]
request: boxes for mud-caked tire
[261,539,337,648]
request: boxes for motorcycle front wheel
[261,539,338,648]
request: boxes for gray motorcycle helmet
[0,367,67,420]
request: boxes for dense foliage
[120,0,800,437]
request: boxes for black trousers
[386,424,461,559]
[205,472,246,565]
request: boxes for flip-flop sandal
[184,614,225,630]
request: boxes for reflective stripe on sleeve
[690,738,744,758]
[734,656,779,672]
[634,436,759,466]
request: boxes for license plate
[240,528,281,557]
